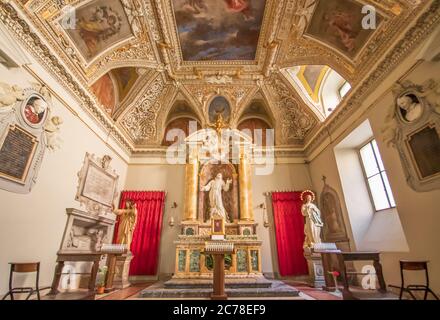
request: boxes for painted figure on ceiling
[183,0,207,14]
[224,0,252,20]
[77,6,122,56]
[324,11,358,52]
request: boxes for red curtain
[272,192,308,277]
[114,191,166,276]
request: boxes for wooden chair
[389,260,439,300]
[2,262,43,300]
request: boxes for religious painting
[63,0,133,61]
[112,67,139,102]
[237,118,272,146]
[320,184,348,242]
[162,117,201,146]
[22,96,48,126]
[306,0,382,58]
[397,93,424,123]
[208,96,231,123]
[172,0,267,60]
[211,216,225,235]
[406,125,440,180]
[91,73,116,114]
[299,65,329,103]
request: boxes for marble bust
[397,94,423,122]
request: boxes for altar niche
[173,128,262,279]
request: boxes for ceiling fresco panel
[306,0,382,59]
[63,0,134,62]
[172,0,267,61]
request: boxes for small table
[49,253,103,295]
[341,251,387,292]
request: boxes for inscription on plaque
[0,125,38,184]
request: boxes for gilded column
[239,152,254,221]
[184,149,199,221]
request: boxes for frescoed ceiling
[172,0,267,61]
[2,0,436,153]
[91,67,140,116]
[63,0,134,62]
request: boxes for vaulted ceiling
[2,0,436,153]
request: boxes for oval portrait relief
[22,96,48,127]
[396,93,423,123]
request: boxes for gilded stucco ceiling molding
[167,87,207,126]
[112,68,157,119]
[263,72,319,146]
[279,42,356,83]
[279,0,427,87]
[305,0,440,156]
[0,1,133,153]
[230,86,261,127]
[182,84,256,126]
[157,0,279,76]
[17,0,157,85]
[119,72,180,146]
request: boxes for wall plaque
[76,153,119,217]
[0,86,53,194]
[0,125,38,184]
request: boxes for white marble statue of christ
[201,173,232,222]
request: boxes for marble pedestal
[112,252,133,289]
[304,243,337,288]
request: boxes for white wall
[123,164,186,278]
[124,162,313,278]
[308,31,440,295]
[0,41,128,295]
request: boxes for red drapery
[272,192,308,277]
[113,191,166,276]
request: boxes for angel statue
[112,200,138,250]
[301,190,324,249]
[44,116,64,151]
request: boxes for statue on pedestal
[113,200,138,250]
[201,173,232,222]
[301,190,324,249]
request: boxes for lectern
[205,216,234,300]
[101,244,128,293]
[205,241,234,300]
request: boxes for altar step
[164,277,273,289]
[139,279,300,299]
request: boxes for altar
[172,127,263,279]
